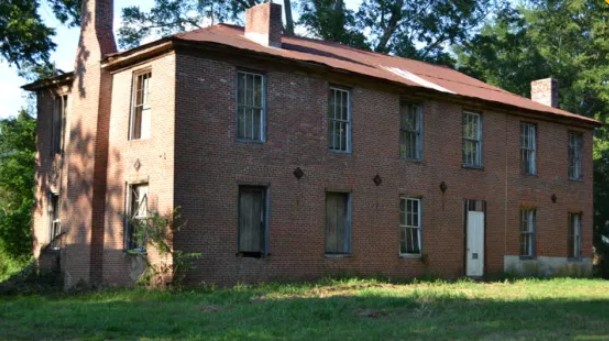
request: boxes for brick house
[25,0,601,287]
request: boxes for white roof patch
[381,66,455,94]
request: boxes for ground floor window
[568,212,582,259]
[325,192,351,254]
[125,183,149,251]
[238,186,267,256]
[400,197,421,255]
[49,193,61,249]
[520,208,536,257]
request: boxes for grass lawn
[1,278,608,340]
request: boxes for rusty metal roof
[171,24,599,126]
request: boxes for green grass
[1,278,609,340]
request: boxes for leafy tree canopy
[0,111,36,258]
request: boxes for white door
[466,211,484,277]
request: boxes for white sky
[0,0,362,119]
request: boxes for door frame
[463,199,486,277]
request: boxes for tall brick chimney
[531,78,558,108]
[64,0,116,287]
[245,2,283,48]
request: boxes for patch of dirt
[353,308,390,318]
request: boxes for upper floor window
[129,71,152,140]
[400,197,422,255]
[568,212,582,259]
[521,123,537,175]
[462,111,482,167]
[400,102,422,160]
[520,208,536,257]
[237,71,265,142]
[568,131,583,180]
[328,87,351,152]
[51,95,67,155]
[125,183,149,251]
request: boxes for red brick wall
[173,52,593,285]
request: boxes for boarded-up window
[125,184,148,250]
[238,186,266,255]
[400,197,421,254]
[328,87,351,152]
[237,71,265,142]
[568,212,582,259]
[51,95,67,155]
[325,192,351,254]
[520,123,537,175]
[568,131,583,180]
[49,193,61,249]
[520,208,536,257]
[400,102,422,160]
[130,71,152,140]
[462,111,482,167]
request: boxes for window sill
[521,172,538,177]
[462,165,484,171]
[236,251,268,258]
[399,253,422,259]
[401,158,425,165]
[568,177,584,183]
[519,255,536,260]
[236,139,265,145]
[325,253,351,259]
[128,138,151,143]
[328,150,352,155]
[567,257,583,262]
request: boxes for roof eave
[21,72,75,91]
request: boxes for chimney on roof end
[531,78,559,108]
[77,0,117,60]
[245,2,282,48]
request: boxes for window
[237,71,265,142]
[325,192,351,254]
[328,87,351,152]
[520,208,536,257]
[400,197,421,255]
[568,213,582,259]
[129,71,152,140]
[49,193,61,249]
[400,102,423,160]
[238,186,267,256]
[125,184,149,250]
[462,111,482,167]
[568,131,583,180]
[520,123,537,175]
[51,95,66,155]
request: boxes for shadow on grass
[1,282,609,341]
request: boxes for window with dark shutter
[238,186,267,256]
[325,192,351,254]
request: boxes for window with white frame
[400,102,422,160]
[125,184,149,250]
[129,71,152,140]
[49,193,61,249]
[568,212,582,259]
[237,71,265,142]
[325,192,351,254]
[462,111,482,167]
[520,208,536,257]
[521,123,537,175]
[400,197,421,255]
[568,131,583,180]
[238,186,267,256]
[51,95,66,155]
[328,87,351,152]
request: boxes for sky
[0,0,362,120]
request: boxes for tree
[455,0,609,277]
[0,0,80,72]
[298,0,367,49]
[0,110,36,259]
[356,0,507,65]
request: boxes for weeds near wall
[130,208,201,287]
